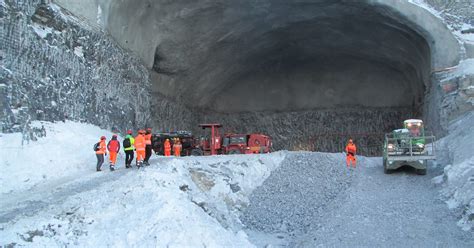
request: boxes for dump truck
[191,123,272,156]
[383,119,436,175]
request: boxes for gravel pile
[240,152,352,235]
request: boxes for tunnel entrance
[149,1,432,155]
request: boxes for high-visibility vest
[346,144,356,154]
[124,135,135,151]
[135,135,146,151]
[164,141,171,151]
[145,134,152,145]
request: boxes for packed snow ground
[0,121,285,247]
[1,120,473,247]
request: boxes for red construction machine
[191,124,272,156]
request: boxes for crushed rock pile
[241,152,352,235]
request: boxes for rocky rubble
[240,152,352,235]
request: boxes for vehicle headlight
[387,144,395,151]
[416,143,425,148]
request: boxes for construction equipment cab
[192,124,223,156]
[222,133,272,154]
[383,119,436,175]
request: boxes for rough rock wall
[150,92,200,133]
[201,108,414,156]
[0,0,151,133]
[421,0,474,135]
[429,60,474,132]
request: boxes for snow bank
[435,112,474,231]
[0,121,287,246]
[0,121,115,195]
[439,59,474,82]
[407,0,442,19]
[31,23,54,39]
[0,163,255,247]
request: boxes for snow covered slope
[0,121,116,195]
[0,121,286,247]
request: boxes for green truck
[383,119,436,175]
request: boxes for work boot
[110,164,115,171]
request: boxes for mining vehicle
[222,133,272,154]
[152,131,194,156]
[191,123,272,156]
[383,119,436,175]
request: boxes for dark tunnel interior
[140,1,433,155]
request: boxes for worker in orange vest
[174,138,182,157]
[164,138,171,157]
[144,128,153,166]
[345,139,357,168]
[135,130,146,168]
[107,134,120,171]
[95,136,107,171]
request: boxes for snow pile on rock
[434,112,474,231]
[241,152,352,235]
[0,121,287,247]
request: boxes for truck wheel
[229,149,242,155]
[383,158,392,174]
[191,149,203,156]
[416,168,427,175]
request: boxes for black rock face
[1,1,152,133]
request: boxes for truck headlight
[387,144,395,151]
[416,143,425,148]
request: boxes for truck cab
[223,134,248,154]
[222,133,272,154]
[403,119,426,152]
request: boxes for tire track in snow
[0,165,138,224]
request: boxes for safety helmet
[100,136,106,140]
[349,139,353,143]
[112,134,118,138]
[146,128,152,132]
[127,130,132,134]
[139,130,145,134]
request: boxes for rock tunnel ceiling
[100,0,444,154]
[139,1,432,114]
